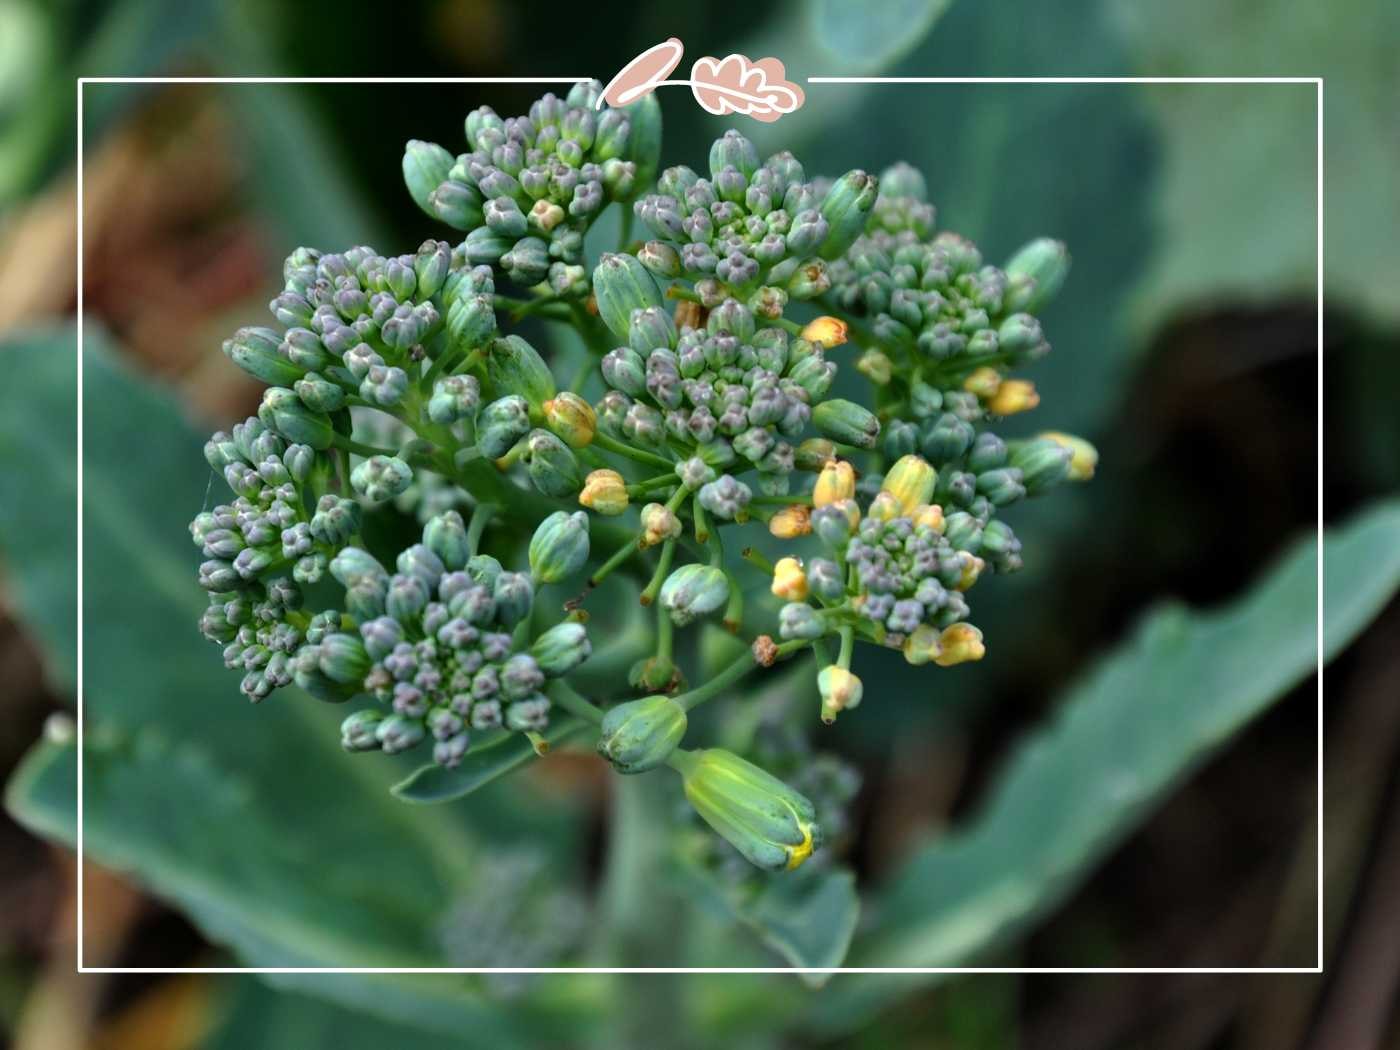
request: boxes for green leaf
[812,499,1400,1027]
[1113,0,1400,330]
[811,0,954,69]
[0,326,597,1040]
[202,976,473,1050]
[0,325,78,693]
[745,867,861,979]
[392,719,587,804]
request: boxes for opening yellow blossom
[813,459,856,507]
[771,557,808,601]
[988,379,1040,416]
[800,315,848,348]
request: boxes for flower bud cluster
[595,296,841,494]
[404,80,658,295]
[633,130,876,301]
[329,512,592,767]
[194,414,361,702]
[238,241,468,419]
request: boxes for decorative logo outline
[598,38,805,123]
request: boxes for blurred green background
[1,0,1398,1047]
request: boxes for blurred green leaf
[392,720,586,804]
[1112,0,1400,330]
[0,325,77,694]
[202,976,469,1050]
[810,0,954,68]
[0,326,596,1040]
[745,867,860,977]
[814,498,1400,1026]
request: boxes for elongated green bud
[593,252,662,340]
[423,509,471,570]
[529,510,590,583]
[817,170,878,260]
[485,334,555,409]
[531,621,592,676]
[258,387,333,449]
[813,398,880,449]
[430,180,485,231]
[659,563,730,626]
[1004,237,1070,314]
[672,748,821,871]
[318,633,370,685]
[597,695,686,774]
[225,327,303,386]
[1010,437,1072,494]
[402,140,455,219]
[525,428,582,498]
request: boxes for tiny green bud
[531,621,592,676]
[427,374,481,424]
[593,252,663,340]
[597,695,687,774]
[318,632,370,685]
[659,563,730,626]
[477,395,532,459]
[340,709,384,751]
[813,398,881,449]
[350,455,413,503]
[492,571,535,628]
[258,387,333,449]
[402,140,455,218]
[817,170,879,260]
[1010,437,1072,494]
[225,327,303,386]
[1004,237,1070,313]
[423,510,471,570]
[529,510,591,583]
[525,428,583,498]
[672,748,821,871]
[485,335,556,409]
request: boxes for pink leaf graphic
[689,54,805,123]
[598,38,685,109]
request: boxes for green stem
[671,638,810,713]
[589,535,641,587]
[639,537,676,605]
[328,433,397,459]
[837,624,855,669]
[655,606,674,663]
[741,547,775,575]
[466,503,497,556]
[547,680,606,726]
[594,430,674,470]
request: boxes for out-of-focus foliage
[1,327,599,1038]
[1112,0,1400,330]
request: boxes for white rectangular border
[73,72,1321,980]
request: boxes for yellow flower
[902,623,943,665]
[768,504,812,539]
[813,459,856,507]
[542,391,597,447]
[639,502,681,547]
[988,379,1040,416]
[856,348,892,385]
[800,315,848,349]
[867,490,902,522]
[578,468,628,515]
[955,554,986,592]
[934,623,986,667]
[817,666,863,724]
[881,454,937,514]
[910,503,945,532]
[1039,431,1099,480]
[771,557,809,601]
[963,366,1003,400]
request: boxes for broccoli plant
[192,79,1091,884]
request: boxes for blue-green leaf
[812,499,1400,1027]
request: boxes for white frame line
[73,72,1321,980]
